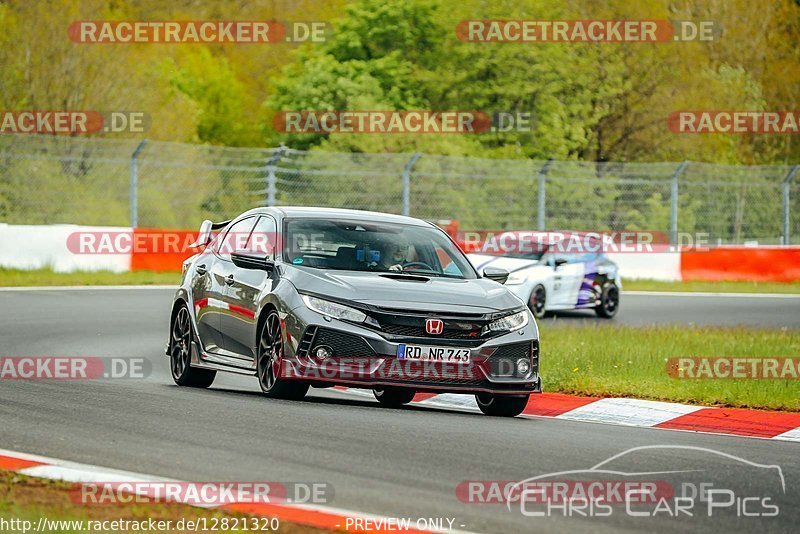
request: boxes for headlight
[485,310,529,333]
[504,273,528,286]
[301,295,366,323]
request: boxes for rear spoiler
[189,219,231,248]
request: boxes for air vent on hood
[378,273,430,282]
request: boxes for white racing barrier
[606,252,681,281]
[0,223,131,273]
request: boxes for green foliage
[1,0,797,163]
[160,48,256,146]
[326,0,442,65]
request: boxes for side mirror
[231,252,274,271]
[553,258,568,270]
[189,220,214,248]
[483,266,510,284]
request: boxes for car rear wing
[189,219,231,248]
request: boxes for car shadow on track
[540,310,618,324]
[162,383,492,418]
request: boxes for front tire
[595,282,620,318]
[170,304,216,388]
[475,393,529,417]
[373,388,416,407]
[257,311,309,400]
[528,285,546,319]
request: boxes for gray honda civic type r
[168,207,541,417]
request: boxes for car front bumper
[281,305,542,396]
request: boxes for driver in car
[380,238,410,271]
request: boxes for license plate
[397,344,471,364]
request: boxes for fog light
[516,358,531,375]
[315,346,333,360]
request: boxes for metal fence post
[537,159,553,230]
[130,139,147,228]
[670,161,689,244]
[265,145,286,207]
[402,152,422,216]
[784,165,799,245]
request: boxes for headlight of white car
[301,294,367,322]
[484,310,529,333]
[504,272,528,285]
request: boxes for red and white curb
[337,389,800,442]
[0,448,472,534]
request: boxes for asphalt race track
[546,290,800,328]
[1,287,799,533]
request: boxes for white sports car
[466,232,621,319]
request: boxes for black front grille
[371,307,483,319]
[489,342,531,361]
[312,328,376,358]
[379,324,483,340]
[487,342,534,377]
[368,310,492,342]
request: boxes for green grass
[0,268,180,287]
[541,323,800,411]
[623,278,800,294]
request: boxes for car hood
[284,266,523,313]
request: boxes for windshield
[478,242,547,261]
[283,218,477,279]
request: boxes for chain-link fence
[1,133,798,244]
